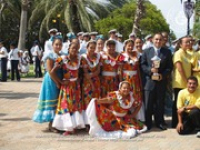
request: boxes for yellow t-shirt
[187,49,198,67]
[193,51,200,86]
[172,49,192,88]
[177,89,200,112]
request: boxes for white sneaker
[197,131,200,138]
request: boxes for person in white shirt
[61,36,70,56]
[60,32,76,56]
[42,29,58,73]
[116,33,123,52]
[142,34,153,50]
[21,51,30,73]
[129,32,136,42]
[0,40,8,81]
[107,29,122,53]
[90,31,98,40]
[9,41,20,81]
[77,32,83,44]
[34,41,43,77]
[79,32,90,55]
[18,49,23,72]
[44,28,58,56]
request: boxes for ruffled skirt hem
[52,111,87,131]
[32,109,55,123]
[86,99,147,139]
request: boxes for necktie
[157,49,160,56]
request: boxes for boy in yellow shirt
[176,76,200,137]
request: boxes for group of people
[13,28,198,139]
[0,41,32,82]
[0,38,46,81]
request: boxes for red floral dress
[121,52,142,104]
[56,55,83,114]
[81,53,101,110]
[95,91,144,132]
[100,52,124,98]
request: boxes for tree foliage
[95,1,170,39]
[28,0,129,40]
[0,0,128,48]
[193,0,200,38]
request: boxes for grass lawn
[0,64,45,79]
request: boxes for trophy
[151,55,161,80]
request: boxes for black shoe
[157,124,167,130]
[162,121,168,126]
[147,126,152,131]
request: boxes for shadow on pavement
[0,117,31,121]
[21,79,42,83]
[0,92,38,100]
[0,113,7,117]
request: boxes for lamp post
[183,0,195,35]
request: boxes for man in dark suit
[141,33,173,130]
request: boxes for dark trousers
[179,109,200,135]
[1,58,7,81]
[171,88,182,128]
[11,60,20,81]
[144,84,166,129]
[35,57,42,77]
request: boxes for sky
[149,0,195,38]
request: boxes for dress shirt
[0,47,8,58]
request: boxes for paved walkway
[0,78,199,150]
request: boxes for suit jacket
[141,47,173,91]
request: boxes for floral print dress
[81,52,101,110]
[53,55,86,131]
[100,52,124,98]
[121,52,142,103]
[86,91,147,139]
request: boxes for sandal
[49,127,60,133]
[62,130,74,136]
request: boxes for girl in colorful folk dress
[121,39,145,122]
[81,41,101,118]
[100,39,124,98]
[53,42,86,135]
[86,81,147,139]
[32,38,63,132]
[96,38,104,53]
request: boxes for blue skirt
[33,72,60,123]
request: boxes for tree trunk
[70,1,81,33]
[18,0,28,51]
[0,0,7,36]
[132,0,144,37]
